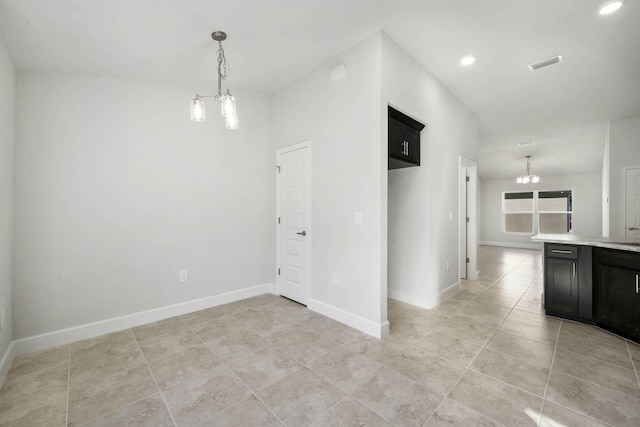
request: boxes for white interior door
[625,167,640,239]
[277,143,310,305]
[459,166,468,279]
[459,156,478,281]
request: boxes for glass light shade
[532,175,540,183]
[225,110,239,130]
[220,93,236,118]
[517,177,523,183]
[191,98,206,122]
[523,176,530,184]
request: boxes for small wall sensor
[329,64,347,84]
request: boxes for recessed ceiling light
[599,0,625,15]
[460,55,476,66]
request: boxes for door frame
[459,156,478,281]
[276,141,312,304]
[621,166,640,237]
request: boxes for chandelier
[516,155,540,184]
[190,31,238,129]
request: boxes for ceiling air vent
[528,54,563,71]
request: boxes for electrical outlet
[179,270,188,283]
[332,273,339,286]
[0,306,5,330]
[446,260,450,271]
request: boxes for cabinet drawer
[547,244,578,259]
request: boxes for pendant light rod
[190,30,238,129]
[516,155,540,184]
[212,31,227,98]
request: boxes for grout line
[537,398,617,427]
[538,319,561,425]
[626,340,640,387]
[65,345,70,427]
[465,359,545,398]
[74,392,168,427]
[555,345,635,371]
[73,330,179,426]
[220,299,391,425]
[424,397,509,427]
[349,365,411,425]
[181,306,289,426]
[424,254,545,424]
[130,328,178,427]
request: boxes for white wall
[602,127,610,237]
[383,34,479,308]
[13,72,274,338]
[608,116,640,238]
[271,34,385,329]
[480,173,603,247]
[0,34,15,358]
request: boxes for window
[502,190,573,235]
[538,190,572,234]
[503,192,534,234]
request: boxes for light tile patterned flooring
[1,245,640,426]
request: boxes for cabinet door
[545,258,579,315]
[596,264,640,338]
[388,118,406,159]
[404,126,420,165]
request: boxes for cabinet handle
[552,249,573,254]
[636,274,639,294]
[402,141,409,156]
[572,263,576,278]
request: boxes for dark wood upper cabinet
[388,106,425,170]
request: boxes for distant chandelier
[190,31,238,129]
[516,155,540,184]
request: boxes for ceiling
[1,0,638,180]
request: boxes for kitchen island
[533,234,640,343]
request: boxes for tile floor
[1,245,640,426]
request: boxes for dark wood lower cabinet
[545,258,579,315]
[543,244,592,322]
[543,243,640,343]
[594,248,640,341]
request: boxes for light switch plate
[354,211,363,224]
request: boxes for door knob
[296,231,307,236]
[629,226,639,231]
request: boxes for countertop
[532,234,640,253]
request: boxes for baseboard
[11,283,276,358]
[388,280,462,309]
[387,288,436,309]
[438,280,460,303]
[479,240,542,250]
[0,341,16,388]
[307,298,389,339]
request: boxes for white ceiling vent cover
[528,55,563,71]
